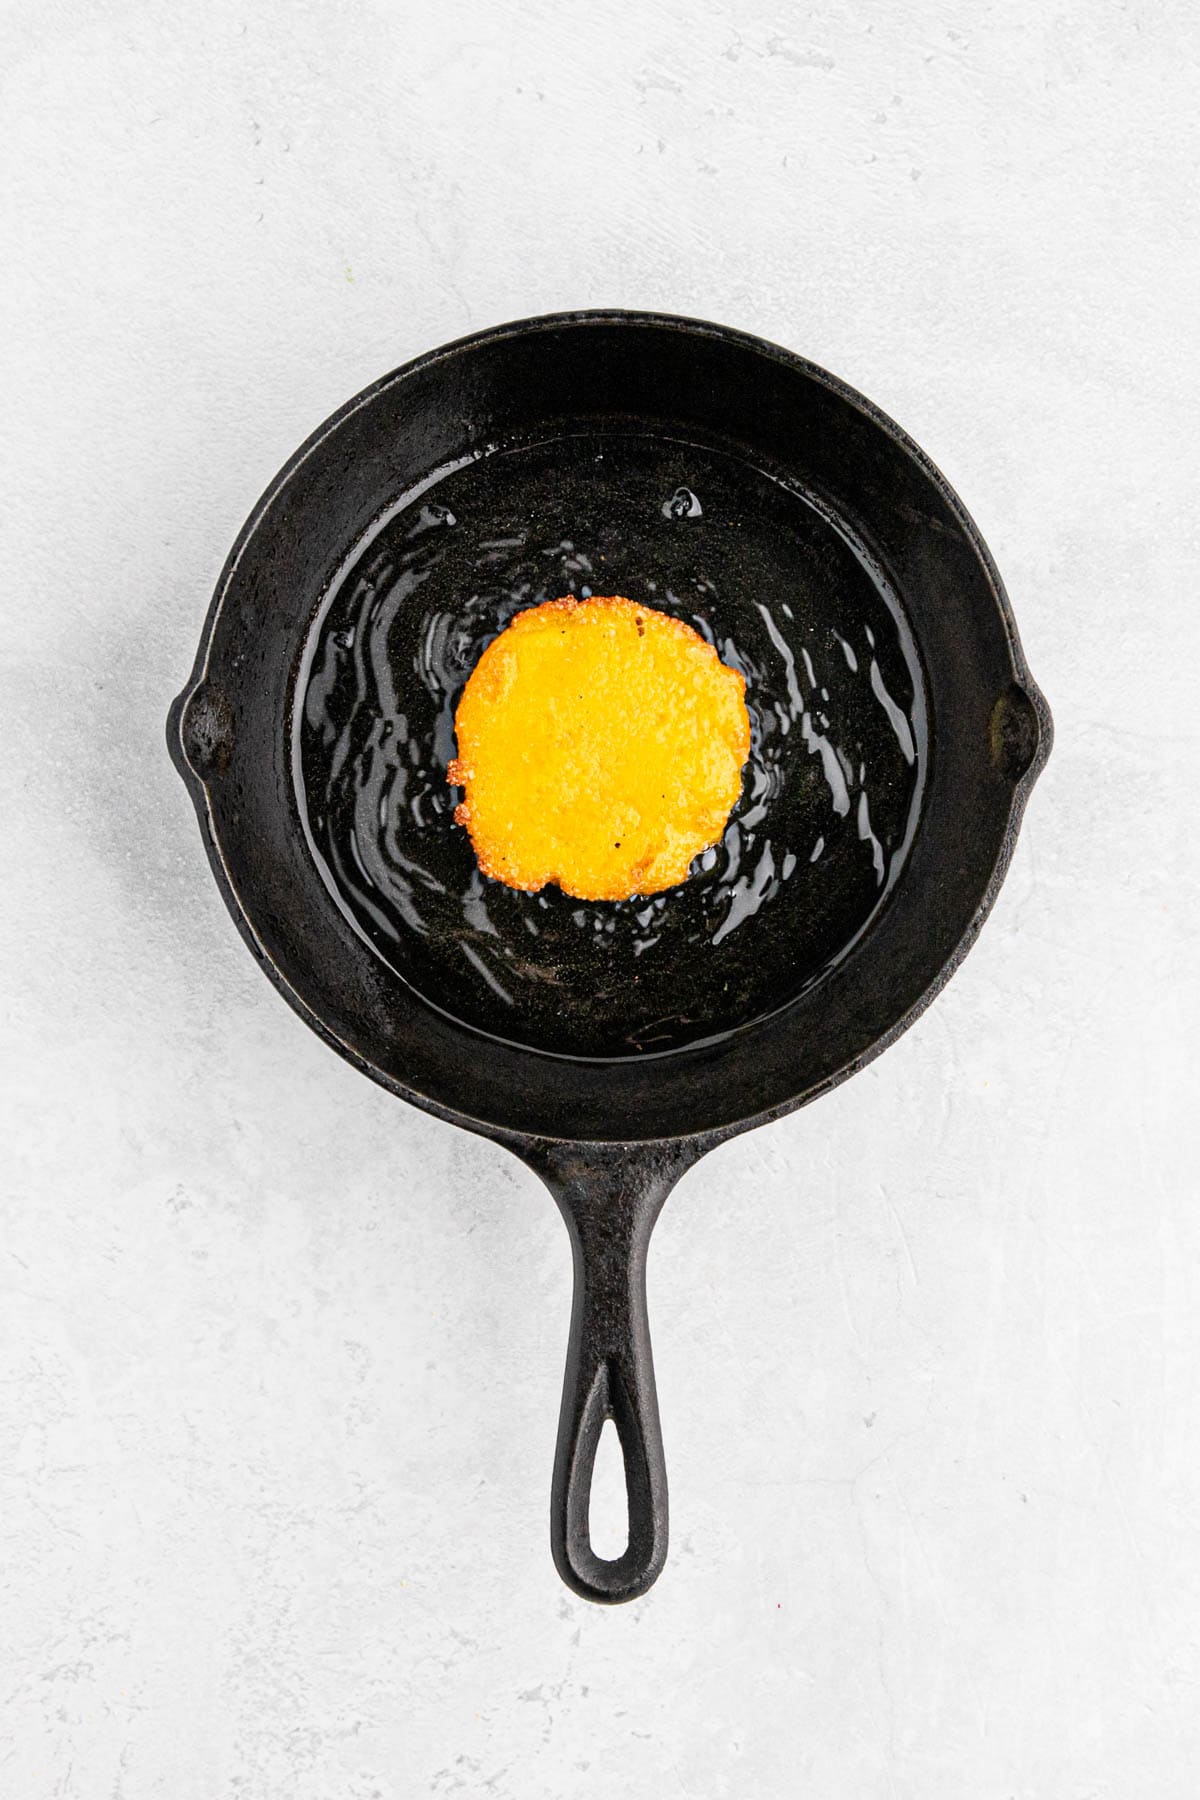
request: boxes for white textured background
[2,1,1198,1794]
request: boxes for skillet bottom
[296,430,927,1060]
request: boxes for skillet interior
[295,429,927,1061]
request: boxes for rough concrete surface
[2,1,1198,1795]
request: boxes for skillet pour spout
[168,311,1051,1600]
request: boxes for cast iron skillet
[168,311,1051,1603]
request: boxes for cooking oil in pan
[296,433,927,1059]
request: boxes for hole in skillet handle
[589,1417,630,1559]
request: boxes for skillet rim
[168,308,1052,1148]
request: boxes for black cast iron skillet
[168,311,1051,1603]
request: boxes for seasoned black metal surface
[298,433,925,1058]
[170,312,1051,1602]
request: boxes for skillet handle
[521,1141,697,1604]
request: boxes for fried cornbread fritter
[447,595,750,901]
